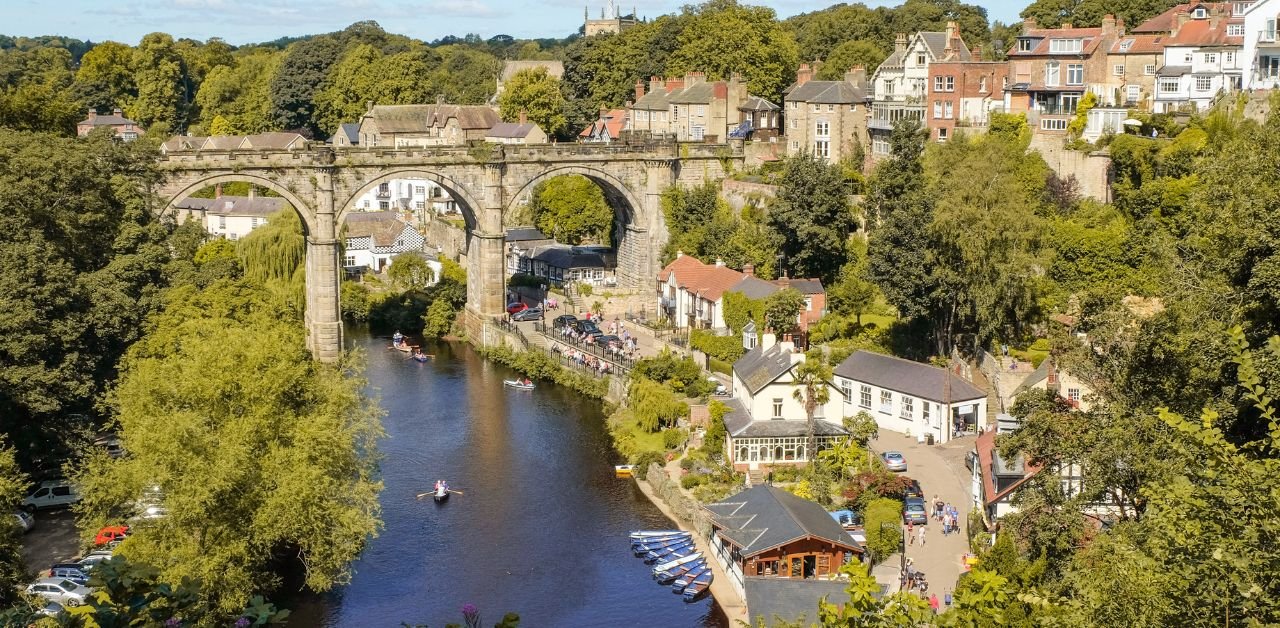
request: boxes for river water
[287,330,726,627]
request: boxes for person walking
[907,520,915,545]
[918,525,926,546]
[929,593,940,614]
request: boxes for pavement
[868,430,978,603]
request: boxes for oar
[448,489,465,495]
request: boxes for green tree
[207,113,237,135]
[129,33,189,130]
[862,498,905,565]
[75,282,384,614]
[768,153,856,284]
[1019,0,1178,29]
[827,244,878,325]
[73,40,137,112]
[865,119,935,323]
[270,36,344,134]
[388,253,436,291]
[817,438,866,483]
[193,48,283,134]
[312,44,442,135]
[842,411,879,446]
[237,208,306,313]
[792,349,833,461]
[764,288,806,337]
[0,442,28,607]
[817,40,888,79]
[529,175,613,244]
[497,66,567,138]
[665,0,801,102]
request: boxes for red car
[94,525,130,547]
[506,302,528,315]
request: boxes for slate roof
[530,244,615,271]
[366,104,499,133]
[80,110,138,126]
[632,84,678,110]
[745,578,867,627]
[1110,34,1167,54]
[332,123,360,145]
[505,227,549,242]
[731,276,781,300]
[1009,27,1107,57]
[657,255,747,301]
[343,211,414,247]
[783,80,870,104]
[833,350,987,403]
[733,342,798,396]
[720,394,847,438]
[203,136,244,150]
[918,31,973,61]
[241,132,305,149]
[486,122,541,139]
[174,195,286,217]
[739,95,780,111]
[669,81,718,104]
[1158,65,1193,76]
[704,485,862,558]
[774,277,824,295]
[1013,359,1052,395]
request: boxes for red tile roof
[578,109,628,139]
[1110,34,1167,54]
[1163,17,1243,45]
[976,429,1043,507]
[657,255,747,300]
[1009,27,1107,57]
[1132,2,1234,33]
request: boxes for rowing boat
[644,542,695,563]
[671,564,710,593]
[655,559,705,585]
[630,530,684,538]
[503,380,535,390]
[651,551,702,576]
[682,570,713,601]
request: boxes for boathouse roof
[704,485,861,558]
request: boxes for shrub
[708,357,731,375]
[691,329,746,363]
[340,281,372,322]
[632,351,714,397]
[632,451,666,478]
[771,465,801,483]
[680,456,698,471]
[662,427,686,450]
[507,273,542,289]
[865,497,904,562]
[628,378,689,432]
[700,400,729,457]
[681,473,707,489]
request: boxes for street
[20,509,81,575]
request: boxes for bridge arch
[505,165,653,288]
[337,168,486,232]
[160,172,318,235]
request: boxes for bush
[662,427,686,450]
[632,451,666,478]
[507,273,542,289]
[340,281,372,322]
[632,351,714,397]
[865,497,904,563]
[708,357,731,375]
[681,473,707,489]
[700,400,729,457]
[628,378,689,432]
[771,465,801,483]
[691,329,746,363]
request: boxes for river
[286,330,727,627]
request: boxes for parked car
[595,334,621,348]
[48,564,91,586]
[904,478,924,500]
[94,525,129,547]
[12,510,34,533]
[576,321,603,338]
[505,302,528,315]
[77,550,115,571]
[881,451,908,472]
[708,377,728,396]
[25,578,87,607]
[21,480,80,513]
[965,450,978,473]
[37,601,64,617]
[93,434,124,459]
[903,498,928,525]
[511,307,543,322]
[552,314,577,329]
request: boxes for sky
[2,0,1025,46]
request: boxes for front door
[803,555,816,578]
[790,557,801,579]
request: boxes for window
[1114,64,1125,77]
[414,185,425,194]
[841,382,852,404]
[790,118,797,129]
[879,390,892,414]
[772,399,784,418]
[923,402,931,423]
[1061,93,1080,111]
[938,127,948,141]
[1193,6,1205,18]
[218,216,226,230]
[1018,38,1033,52]
[363,200,370,208]
[691,125,706,140]
[916,53,926,66]
[812,103,819,112]
[945,76,954,91]
[1225,51,1236,66]
[1195,75,1213,91]
[1184,52,1193,64]
[1233,1,1249,15]
[814,140,830,158]
[1144,64,1156,75]
[872,135,891,155]
[884,81,895,95]
[900,396,913,420]
[944,101,953,118]
[415,201,425,210]
[859,385,872,409]
[979,76,988,93]
[379,201,389,210]
[344,255,356,267]
[1127,84,1141,102]
[1067,388,1081,405]
[1041,117,1069,131]
[696,105,705,117]
[1045,61,1061,86]
[933,101,943,119]
[251,217,259,228]
[1067,63,1084,85]
[1204,52,1218,65]
[789,101,796,110]
[934,76,943,91]
[815,120,830,137]
[828,104,835,112]
[1049,38,1082,54]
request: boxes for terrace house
[1006,16,1123,133]
[782,64,872,162]
[1243,0,1279,88]
[925,54,1009,142]
[1146,3,1246,112]
[358,104,500,147]
[870,23,971,155]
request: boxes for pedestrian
[918,525,926,546]
[929,593,939,614]
[907,520,914,544]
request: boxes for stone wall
[423,214,468,262]
[645,463,712,538]
[1030,134,1112,203]
[720,178,778,211]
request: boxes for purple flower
[164,619,182,628]
[235,618,252,628]
[461,603,480,628]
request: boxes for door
[790,556,801,578]
[803,555,816,578]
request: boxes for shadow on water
[284,328,727,627]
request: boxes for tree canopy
[497,66,568,138]
[528,175,613,245]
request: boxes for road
[20,509,81,574]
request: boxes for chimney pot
[1023,17,1037,30]
[676,250,684,258]
[796,63,813,86]
[112,108,122,116]
[714,257,724,267]
[519,110,527,125]
[1062,22,1073,29]
[87,109,97,120]
[743,263,754,277]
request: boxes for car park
[12,510,34,533]
[93,434,125,459]
[37,601,64,617]
[25,578,87,607]
[511,307,543,322]
[94,525,129,547]
[506,302,528,315]
[76,551,115,571]
[48,564,91,586]
[903,498,928,525]
[881,451,908,472]
[21,480,80,513]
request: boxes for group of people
[933,497,961,535]
[552,344,613,375]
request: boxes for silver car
[881,451,908,472]
[25,578,88,607]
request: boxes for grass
[607,408,668,460]
[858,312,896,329]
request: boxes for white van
[22,480,80,512]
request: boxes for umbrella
[1122,118,1143,126]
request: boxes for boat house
[704,485,864,618]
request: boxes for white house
[723,331,848,472]
[1152,3,1245,112]
[1012,357,1096,411]
[341,211,426,274]
[1243,0,1280,88]
[833,350,987,445]
[869,24,970,156]
[656,254,814,331]
[173,193,285,241]
[350,178,460,219]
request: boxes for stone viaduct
[154,140,742,361]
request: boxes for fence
[536,321,637,374]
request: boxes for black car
[571,320,602,336]
[48,564,90,585]
[595,334,621,348]
[512,307,543,322]
[553,314,577,329]
[904,478,924,500]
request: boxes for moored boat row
[626,529,713,602]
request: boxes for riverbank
[636,461,749,626]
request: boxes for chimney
[650,75,662,94]
[1173,10,1189,35]
[743,263,754,277]
[635,79,645,100]
[972,48,983,61]
[895,33,908,54]
[519,110,527,125]
[366,100,374,112]
[796,63,813,86]
[761,332,777,351]
[1209,6,1223,29]
[665,77,684,92]
[778,335,795,354]
[844,65,867,87]
[1022,17,1037,30]
[945,21,959,46]
[215,183,223,199]
[714,257,725,267]
[598,106,607,120]
[1101,14,1117,37]
[676,250,684,258]
[112,108,122,116]
[87,109,96,121]
[686,71,705,85]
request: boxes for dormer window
[1049,38,1083,54]
[1193,6,1206,18]
[1018,38,1033,52]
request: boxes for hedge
[691,329,746,363]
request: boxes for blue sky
[2,0,1024,46]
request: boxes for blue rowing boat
[671,564,710,593]
[629,530,683,539]
[651,551,702,577]
[644,541,694,563]
[631,532,689,546]
[682,570,713,601]
[656,559,705,585]
[632,536,691,554]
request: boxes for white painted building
[1243,0,1280,88]
[833,350,987,445]
[350,178,460,219]
[173,193,285,241]
[1153,3,1245,112]
[341,211,427,274]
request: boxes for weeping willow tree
[237,208,306,316]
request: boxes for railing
[491,317,531,350]
[536,321,638,373]
[1260,29,1278,43]
[868,104,925,131]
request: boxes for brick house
[926,55,1010,142]
[627,73,751,142]
[77,108,144,140]
[870,23,971,156]
[1103,32,1164,109]
[781,64,872,163]
[1005,16,1123,134]
[1142,3,1246,112]
[358,103,500,147]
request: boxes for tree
[74,40,137,112]
[659,182,723,261]
[0,442,28,607]
[129,33,189,130]
[388,253,435,291]
[270,36,344,134]
[74,282,384,614]
[817,438,867,483]
[665,0,801,102]
[1019,0,1179,29]
[768,153,856,284]
[528,175,613,245]
[764,288,806,337]
[207,113,237,135]
[861,499,906,566]
[497,66,567,138]
[842,411,879,446]
[817,40,888,79]
[792,350,833,461]
[193,48,283,134]
[311,44,442,135]
[827,244,879,325]
[865,119,935,323]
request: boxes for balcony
[1260,29,1278,44]
[868,103,925,131]
[375,188,391,199]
